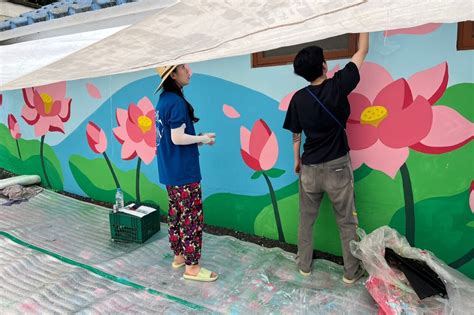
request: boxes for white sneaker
[342,267,365,284]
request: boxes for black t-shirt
[283,62,360,165]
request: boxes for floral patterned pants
[166,182,203,265]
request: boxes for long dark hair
[161,72,199,123]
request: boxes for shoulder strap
[305,87,345,130]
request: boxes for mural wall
[1,24,473,278]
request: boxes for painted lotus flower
[21,81,72,137]
[240,118,285,242]
[113,96,156,165]
[240,119,278,171]
[19,81,72,188]
[347,62,473,178]
[345,61,473,246]
[86,121,107,154]
[8,114,21,140]
[86,121,121,189]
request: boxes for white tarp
[1,0,473,91]
[0,26,127,87]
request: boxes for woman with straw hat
[155,64,217,282]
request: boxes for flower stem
[262,172,285,242]
[136,158,142,205]
[448,248,474,269]
[40,135,52,188]
[15,140,22,160]
[400,163,415,246]
[102,152,120,189]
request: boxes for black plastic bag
[385,248,447,300]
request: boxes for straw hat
[154,65,177,94]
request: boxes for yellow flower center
[360,106,388,127]
[138,115,152,133]
[40,93,54,114]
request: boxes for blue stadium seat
[68,0,94,14]
[0,20,13,32]
[93,0,118,10]
[26,8,49,24]
[0,0,135,33]
[47,3,71,19]
[10,16,29,28]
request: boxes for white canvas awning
[1,0,473,91]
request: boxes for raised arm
[351,32,369,70]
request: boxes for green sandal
[183,267,218,282]
[172,261,185,269]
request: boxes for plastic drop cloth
[350,226,474,314]
[0,190,378,313]
[0,185,43,205]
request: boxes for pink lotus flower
[384,23,442,37]
[240,119,285,241]
[347,62,473,178]
[86,121,107,154]
[409,106,473,154]
[113,96,156,164]
[8,114,21,139]
[21,81,72,137]
[240,119,278,171]
[85,121,121,189]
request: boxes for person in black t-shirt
[283,33,369,284]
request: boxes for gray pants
[297,153,360,278]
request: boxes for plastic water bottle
[115,188,124,210]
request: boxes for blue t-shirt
[155,91,201,186]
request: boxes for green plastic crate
[109,208,160,243]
